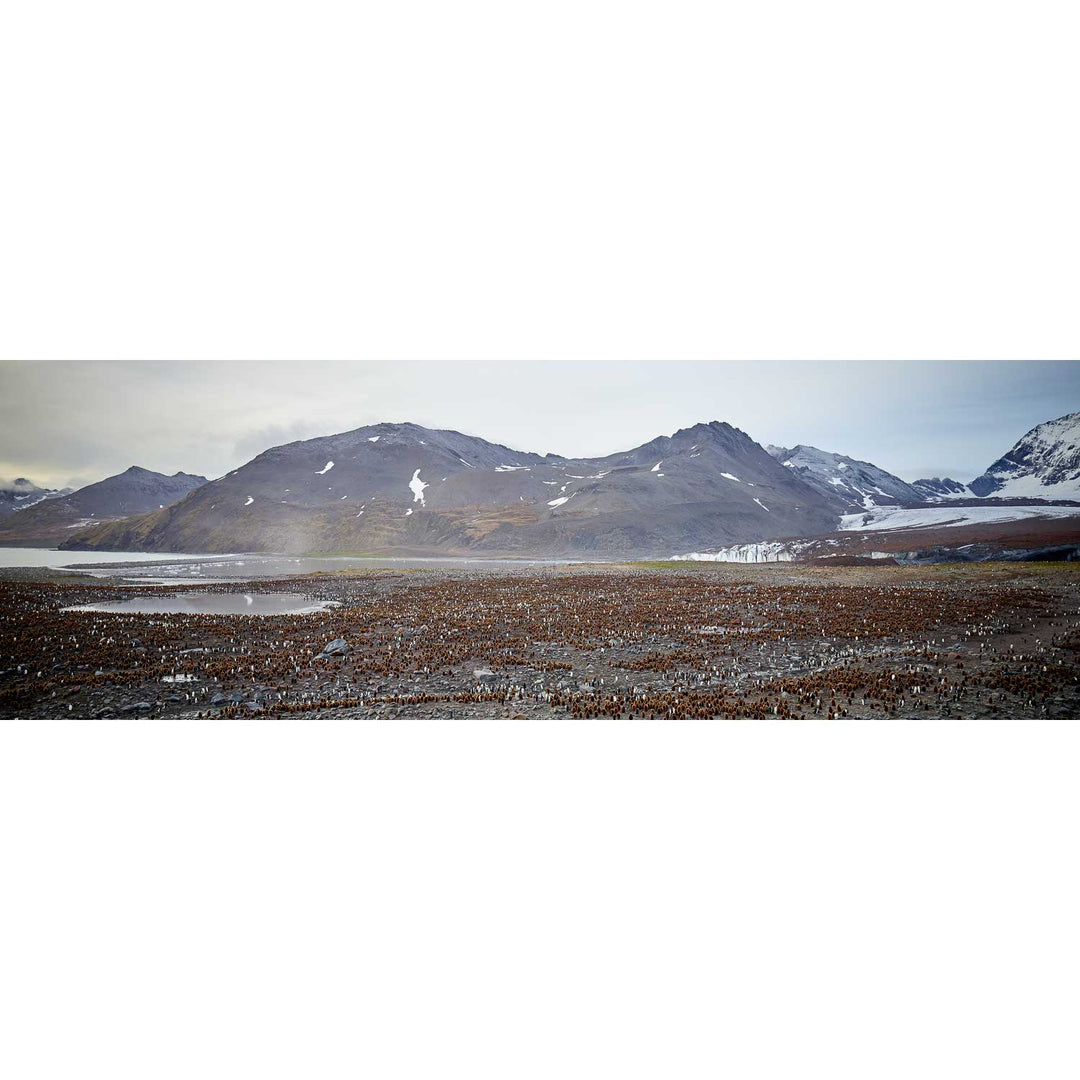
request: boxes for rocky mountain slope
[911,477,970,500]
[0,466,207,546]
[0,478,71,520]
[968,411,1080,499]
[61,421,844,558]
[765,444,925,510]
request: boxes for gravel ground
[2,561,1078,720]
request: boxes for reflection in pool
[64,592,335,616]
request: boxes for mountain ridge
[48,409,1080,560]
[911,477,970,500]
[0,477,72,520]
[968,411,1080,499]
[61,420,844,558]
[765,444,926,510]
[0,467,207,546]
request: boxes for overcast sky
[1,360,1077,490]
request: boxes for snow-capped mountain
[765,444,925,511]
[911,477,970,501]
[968,411,1080,500]
[0,466,207,546]
[0,478,71,520]
[62,421,842,558]
[42,412,1080,561]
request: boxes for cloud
[0,360,1077,490]
[231,421,340,464]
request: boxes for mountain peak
[769,443,926,509]
[670,420,747,443]
[969,411,1080,498]
[0,477,68,521]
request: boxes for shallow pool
[63,592,336,616]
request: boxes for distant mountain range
[60,421,842,557]
[0,478,71,520]
[0,466,207,546]
[765,444,927,510]
[910,477,969,500]
[51,411,1080,559]
[768,414,1080,507]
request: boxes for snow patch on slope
[409,469,428,507]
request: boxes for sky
[0,360,1077,491]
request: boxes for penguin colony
[1,564,1077,720]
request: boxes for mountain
[911,477,970,500]
[0,466,207,546]
[0,478,71,520]
[765,444,926,510]
[968,411,1080,500]
[61,421,844,558]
